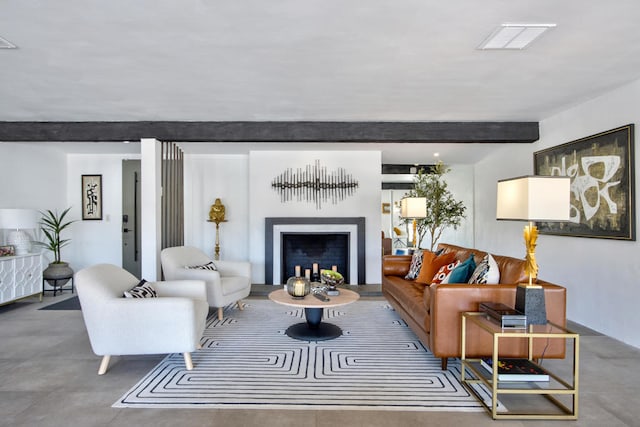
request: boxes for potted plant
[403,162,466,251]
[37,207,75,287]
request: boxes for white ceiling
[2,0,640,162]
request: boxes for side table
[460,311,579,420]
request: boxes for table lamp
[400,197,427,248]
[0,208,39,255]
[496,176,570,324]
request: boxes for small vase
[43,262,74,287]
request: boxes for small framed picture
[0,245,15,257]
[382,203,391,214]
[82,175,103,220]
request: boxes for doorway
[122,159,141,277]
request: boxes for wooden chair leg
[217,307,224,321]
[98,355,111,375]
[441,357,448,370]
[184,352,194,370]
[237,300,244,310]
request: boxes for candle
[313,263,319,274]
[305,269,311,280]
[295,265,301,277]
[294,280,305,297]
[332,265,338,272]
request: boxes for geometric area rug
[113,299,486,411]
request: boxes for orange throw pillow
[415,251,456,284]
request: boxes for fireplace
[265,217,365,285]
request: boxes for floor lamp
[496,176,570,325]
[400,197,427,248]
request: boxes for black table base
[285,307,343,341]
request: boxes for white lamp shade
[496,176,570,221]
[400,197,427,219]
[0,209,39,230]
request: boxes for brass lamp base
[515,283,547,325]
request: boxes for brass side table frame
[460,311,579,420]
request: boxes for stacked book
[479,301,527,329]
[480,358,550,382]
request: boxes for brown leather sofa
[382,243,567,369]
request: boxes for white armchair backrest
[76,263,140,301]
[161,246,212,279]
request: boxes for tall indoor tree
[404,162,466,251]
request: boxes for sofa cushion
[416,251,456,284]
[431,260,460,285]
[404,249,424,280]
[123,280,157,298]
[468,253,500,284]
[447,254,477,283]
[185,261,218,271]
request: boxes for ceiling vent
[478,23,556,50]
[0,36,17,49]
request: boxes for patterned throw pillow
[185,261,218,271]
[468,254,501,284]
[404,249,424,280]
[447,254,477,283]
[431,260,461,285]
[123,280,157,298]
[416,251,456,284]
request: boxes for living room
[2,1,640,425]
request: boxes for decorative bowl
[320,269,344,289]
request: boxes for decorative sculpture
[207,198,227,260]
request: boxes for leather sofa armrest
[429,282,566,358]
[382,255,412,277]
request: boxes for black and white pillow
[185,261,218,271]
[123,279,157,298]
[468,254,500,284]
[404,249,424,280]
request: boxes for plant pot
[43,262,74,287]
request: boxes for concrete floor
[1,291,639,427]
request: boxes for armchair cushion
[186,261,218,271]
[123,280,157,298]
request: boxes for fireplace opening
[282,233,349,282]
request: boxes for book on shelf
[480,358,550,382]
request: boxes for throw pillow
[415,251,456,284]
[468,253,501,284]
[447,254,477,283]
[123,280,157,298]
[404,249,424,280]
[431,260,461,285]
[185,261,218,271]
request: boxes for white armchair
[161,246,251,321]
[75,263,209,375]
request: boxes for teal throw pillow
[447,254,476,283]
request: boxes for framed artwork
[382,203,391,214]
[81,174,103,220]
[533,124,635,240]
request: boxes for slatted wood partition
[161,141,184,249]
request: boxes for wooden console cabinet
[0,253,42,305]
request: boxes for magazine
[480,358,550,382]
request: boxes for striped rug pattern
[113,299,484,411]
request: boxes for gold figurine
[207,198,227,260]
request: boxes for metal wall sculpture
[271,160,359,209]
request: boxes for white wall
[475,78,640,349]
[184,154,249,262]
[248,151,382,284]
[66,154,138,271]
[0,143,67,261]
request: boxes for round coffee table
[268,288,360,341]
